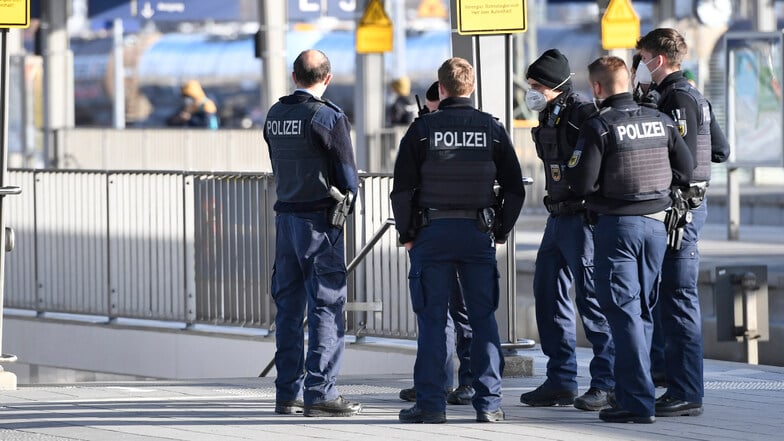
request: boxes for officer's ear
[323,73,332,86]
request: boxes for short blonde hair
[438,57,474,97]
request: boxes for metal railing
[2,169,416,338]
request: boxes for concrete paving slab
[2,347,783,441]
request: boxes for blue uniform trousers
[657,201,707,404]
[650,302,666,378]
[594,215,667,417]
[447,275,473,388]
[408,219,503,413]
[533,213,614,392]
[271,211,347,405]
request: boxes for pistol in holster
[664,188,693,251]
[477,207,496,233]
[328,186,353,228]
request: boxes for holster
[665,188,694,250]
[683,184,707,209]
[477,207,495,233]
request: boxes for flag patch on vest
[673,107,687,137]
[568,150,582,168]
[550,164,561,181]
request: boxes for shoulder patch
[568,149,582,168]
[323,99,343,113]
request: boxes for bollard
[715,265,769,365]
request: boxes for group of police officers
[262,26,729,424]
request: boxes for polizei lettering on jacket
[430,129,488,150]
[614,121,665,141]
[266,119,303,137]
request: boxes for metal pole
[0,27,22,389]
[112,19,125,129]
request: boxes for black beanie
[526,49,572,91]
[425,81,439,101]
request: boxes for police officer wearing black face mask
[519,49,615,412]
[263,49,361,418]
[566,56,694,424]
[636,28,730,418]
[391,57,525,424]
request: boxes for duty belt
[545,199,585,216]
[427,209,478,220]
[642,210,668,222]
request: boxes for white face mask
[634,60,652,87]
[525,89,547,112]
[644,56,661,78]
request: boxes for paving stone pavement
[1,346,783,441]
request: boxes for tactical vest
[265,98,332,203]
[597,107,672,201]
[531,93,580,201]
[418,109,498,209]
[661,81,712,182]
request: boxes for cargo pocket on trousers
[313,252,347,307]
[581,255,597,300]
[408,267,426,314]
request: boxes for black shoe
[476,408,505,422]
[607,390,617,408]
[399,387,417,402]
[447,385,475,405]
[655,395,703,417]
[304,396,362,417]
[652,372,668,388]
[599,407,655,424]
[275,399,304,415]
[519,384,577,406]
[574,387,611,411]
[398,405,447,423]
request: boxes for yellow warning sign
[0,0,30,28]
[601,0,639,50]
[418,0,448,18]
[456,0,526,35]
[356,0,393,54]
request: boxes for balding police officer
[264,49,361,418]
[391,57,525,423]
[565,56,694,423]
[636,28,730,417]
[521,49,615,412]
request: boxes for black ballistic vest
[418,109,498,209]
[598,107,672,201]
[266,99,332,203]
[661,82,712,182]
[532,93,580,202]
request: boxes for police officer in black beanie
[519,48,616,412]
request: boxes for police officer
[631,51,667,388]
[391,57,525,423]
[263,49,361,418]
[520,49,615,411]
[399,81,476,406]
[636,28,730,417]
[565,56,694,423]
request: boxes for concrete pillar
[40,0,75,167]
[258,0,289,124]
[353,0,385,172]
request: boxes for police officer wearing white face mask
[520,49,616,412]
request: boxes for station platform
[1,215,783,439]
[1,346,783,440]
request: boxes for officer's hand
[404,241,414,250]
